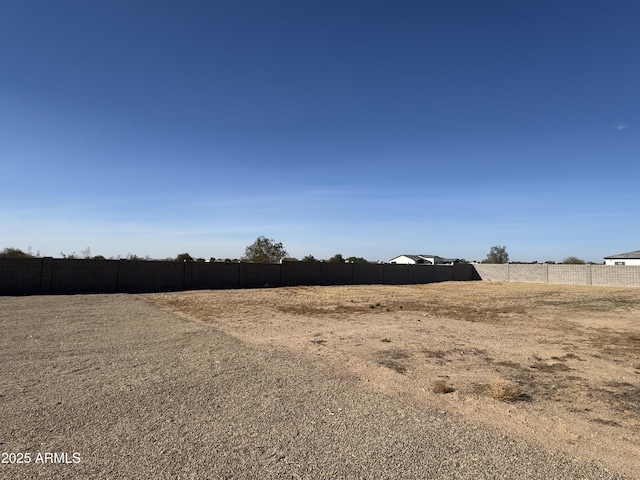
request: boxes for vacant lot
[150,281,640,478]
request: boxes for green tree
[328,253,345,263]
[301,255,319,262]
[483,245,509,264]
[346,256,369,263]
[0,247,34,258]
[243,236,288,263]
[126,253,149,261]
[562,256,585,264]
[176,252,195,262]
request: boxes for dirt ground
[148,281,640,478]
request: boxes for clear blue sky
[1,1,638,263]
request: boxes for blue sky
[1,1,638,263]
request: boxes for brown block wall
[117,260,185,293]
[453,263,481,281]
[0,258,43,294]
[321,263,353,285]
[382,264,409,285]
[353,263,384,284]
[184,262,240,290]
[408,265,434,284]
[433,265,454,282]
[1,258,480,295]
[51,259,119,293]
[281,261,322,287]
[239,263,281,288]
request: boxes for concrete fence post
[544,263,549,283]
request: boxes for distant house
[389,254,461,266]
[604,250,640,266]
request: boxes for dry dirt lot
[149,281,640,478]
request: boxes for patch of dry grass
[587,330,640,359]
[374,349,411,374]
[146,283,640,479]
[277,303,373,316]
[432,380,454,394]
[484,378,525,402]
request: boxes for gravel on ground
[0,294,628,479]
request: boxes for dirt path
[148,282,640,478]
[0,290,634,478]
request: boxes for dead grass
[374,348,411,374]
[147,282,640,479]
[433,380,454,394]
[484,378,525,402]
[529,362,571,373]
[277,303,373,316]
[586,330,640,358]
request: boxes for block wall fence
[473,263,640,287]
[0,258,480,295]
[2,259,639,295]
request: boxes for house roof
[389,254,433,264]
[604,250,640,259]
[390,254,436,261]
[389,254,459,263]
[438,258,460,264]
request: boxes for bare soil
[148,281,640,478]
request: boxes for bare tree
[562,256,585,264]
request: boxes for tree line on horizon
[0,240,593,265]
[0,240,370,264]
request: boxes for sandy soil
[148,281,640,478]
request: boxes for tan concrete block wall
[472,264,508,281]
[591,265,640,286]
[474,264,640,287]
[507,264,547,283]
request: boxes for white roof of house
[389,254,459,263]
